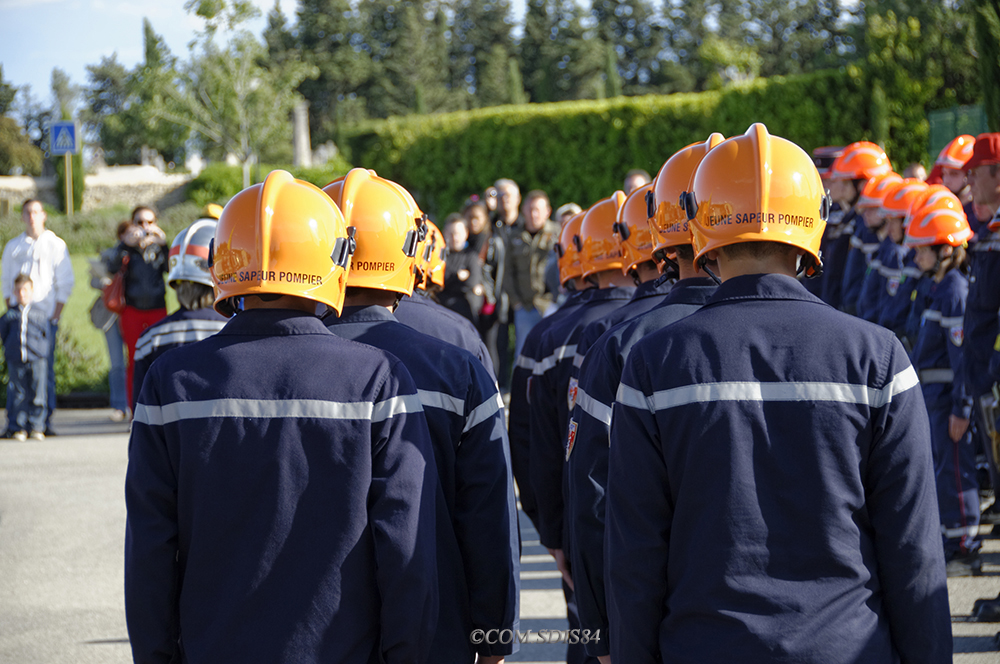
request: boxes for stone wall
[0,166,193,214]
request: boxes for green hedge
[341,68,872,216]
[186,157,355,207]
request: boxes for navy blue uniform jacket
[132,307,228,404]
[395,290,495,381]
[326,305,519,661]
[877,250,922,336]
[820,209,856,309]
[529,286,633,549]
[608,274,950,664]
[125,309,440,664]
[566,277,717,657]
[569,276,673,380]
[0,303,49,363]
[911,270,971,418]
[841,220,879,314]
[965,227,1000,397]
[508,288,593,532]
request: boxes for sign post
[49,121,80,218]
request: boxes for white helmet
[168,218,217,288]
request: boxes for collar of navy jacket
[217,307,336,337]
[629,275,673,302]
[701,272,825,309]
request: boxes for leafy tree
[262,0,299,69]
[50,68,80,118]
[450,0,516,106]
[519,0,604,102]
[81,55,137,164]
[973,0,1000,130]
[590,0,661,94]
[296,0,369,139]
[152,0,317,186]
[0,117,43,175]
[379,2,454,115]
[0,65,16,116]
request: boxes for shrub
[340,69,877,217]
[186,155,355,206]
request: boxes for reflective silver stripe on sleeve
[939,315,963,327]
[850,236,863,249]
[942,524,981,538]
[534,344,578,375]
[573,352,585,368]
[515,355,536,371]
[417,389,465,415]
[577,386,612,426]
[134,322,227,362]
[923,309,942,322]
[919,368,954,384]
[371,394,424,421]
[614,366,920,413]
[133,395,423,426]
[903,267,923,278]
[463,392,504,433]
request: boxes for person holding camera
[103,206,168,409]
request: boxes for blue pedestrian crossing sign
[49,121,79,156]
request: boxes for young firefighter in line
[568,181,674,379]
[396,215,496,380]
[606,124,950,664]
[878,186,950,341]
[530,194,635,664]
[856,177,926,323]
[509,211,594,533]
[124,171,440,664]
[905,190,982,576]
[131,218,228,400]
[933,135,983,236]
[566,134,724,664]
[828,141,894,316]
[322,169,519,664]
[961,134,1000,528]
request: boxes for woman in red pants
[104,206,168,409]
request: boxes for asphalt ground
[0,409,997,663]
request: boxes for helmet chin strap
[696,254,722,285]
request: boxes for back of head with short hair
[717,241,798,262]
[14,273,33,288]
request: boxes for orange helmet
[580,191,627,278]
[323,169,424,297]
[879,179,929,219]
[556,211,585,285]
[935,135,976,170]
[688,123,829,276]
[856,172,903,209]
[904,185,957,230]
[615,182,655,275]
[829,141,893,181]
[211,170,354,317]
[904,189,971,247]
[812,145,845,179]
[650,133,726,259]
[424,221,447,290]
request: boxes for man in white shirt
[2,199,75,434]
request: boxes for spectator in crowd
[103,206,168,409]
[489,178,522,390]
[464,199,492,257]
[0,274,50,440]
[1,199,74,436]
[91,220,132,422]
[623,168,652,194]
[504,190,560,359]
[439,213,485,325]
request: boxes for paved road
[0,410,997,663]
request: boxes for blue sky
[0,0,529,110]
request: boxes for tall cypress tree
[296,0,369,138]
[974,0,1000,130]
[590,0,661,95]
[450,0,515,107]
